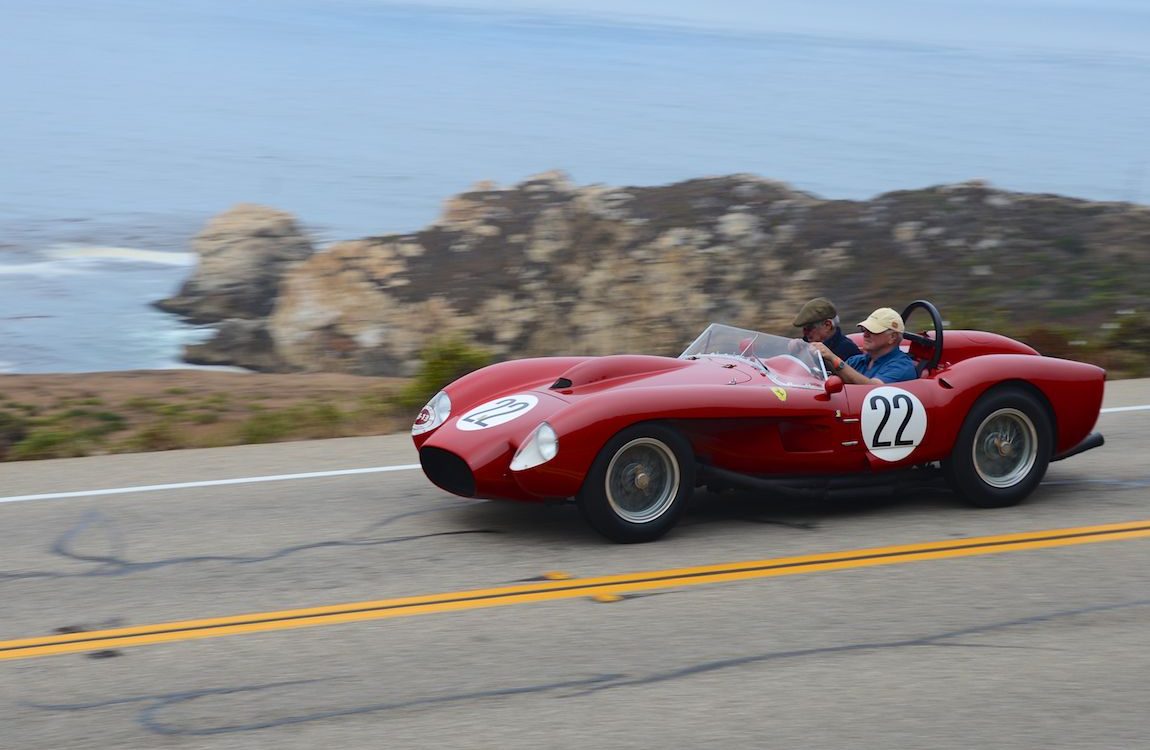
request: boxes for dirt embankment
[0,370,412,461]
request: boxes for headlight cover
[412,391,451,436]
[510,421,559,471]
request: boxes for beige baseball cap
[858,307,905,334]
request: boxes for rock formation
[156,203,315,323]
[163,172,1150,375]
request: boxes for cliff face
[166,172,1150,375]
[156,204,315,323]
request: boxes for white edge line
[1,404,1147,505]
[0,464,421,504]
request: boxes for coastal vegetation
[0,340,492,461]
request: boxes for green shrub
[84,411,128,437]
[10,429,90,460]
[1016,325,1079,358]
[239,411,295,443]
[1106,314,1150,354]
[130,421,182,452]
[399,338,493,408]
[54,408,128,438]
[0,410,29,460]
[124,397,164,412]
[358,391,400,418]
[158,404,188,419]
[302,401,345,435]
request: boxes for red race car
[412,301,1105,543]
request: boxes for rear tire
[945,386,1052,508]
[577,424,695,543]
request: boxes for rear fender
[936,355,1105,455]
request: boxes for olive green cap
[792,297,837,327]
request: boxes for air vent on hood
[551,377,573,390]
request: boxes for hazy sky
[2,0,1147,237]
[345,0,1150,53]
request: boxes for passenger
[811,307,917,384]
[792,297,861,361]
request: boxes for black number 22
[868,394,915,448]
[462,398,530,428]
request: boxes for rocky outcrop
[181,319,286,372]
[166,172,1150,375]
[156,204,315,323]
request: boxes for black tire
[944,386,1053,508]
[577,424,696,543]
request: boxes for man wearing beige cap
[811,307,918,384]
[792,297,860,361]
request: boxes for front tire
[577,424,695,543]
[945,386,1052,508]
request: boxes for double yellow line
[4,519,1149,662]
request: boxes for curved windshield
[679,323,827,388]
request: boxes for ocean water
[0,245,212,374]
[1,0,1148,372]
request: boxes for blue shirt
[846,348,917,383]
[823,327,861,361]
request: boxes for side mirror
[824,375,844,395]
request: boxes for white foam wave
[0,261,86,276]
[45,244,196,267]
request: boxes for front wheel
[944,386,1052,508]
[577,424,696,543]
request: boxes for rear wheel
[577,424,695,543]
[945,387,1052,508]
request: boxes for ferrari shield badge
[771,387,787,402]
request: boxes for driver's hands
[810,342,835,363]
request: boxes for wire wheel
[605,438,681,524]
[945,386,1052,509]
[972,408,1038,488]
[578,424,695,543]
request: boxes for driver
[792,297,860,361]
[811,307,917,384]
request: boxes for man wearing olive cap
[810,307,917,384]
[792,297,860,361]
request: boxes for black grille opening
[419,447,476,497]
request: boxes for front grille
[419,447,476,497]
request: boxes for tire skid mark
[1,502,485,581]
[26,675,624,736]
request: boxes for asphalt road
[2,379,1149,750]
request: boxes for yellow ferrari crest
[771,387,787,402]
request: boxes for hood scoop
[550,355,691,390]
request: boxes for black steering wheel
[900,299,944,374]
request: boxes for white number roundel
[456,394,539,431]
[860,386,927,462]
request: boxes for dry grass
[0,370,412,460]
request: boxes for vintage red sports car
[412,301,1105,542]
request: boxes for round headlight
[412,391,451,436]
[510,421,559,471]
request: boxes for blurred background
[1,0,1148,372]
